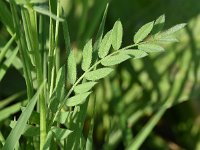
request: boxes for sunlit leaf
[122,49,148,59]
[101,53,130,66]
[82,39,93,71]
[74,82,97,94]
[85,68,113,81]
[98,30,112,58]
[66,92,91,107]
[111,20,123,50]
[138,43,165,53]
[134,21,154,44]
[67,51,77,84]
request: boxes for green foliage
[133,21,154,44]
[111,20,123,50]
[0,1,188,150]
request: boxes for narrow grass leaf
[33,6,64,22]
[74,82,97,94]
[66,92,91,107]
[43,131,53,150]
[51,127,72,140]
[112,20,123,50]
[98,30,112,58]
[122,49,148,59]
[85,68,113,81]
[93,3,109,52]
[0,34,16,64]
[161,23,186,36]
[0,0,14,34]
[82,39,93,71]
[152,14,165,35]
[2,82,44,150]
[127,107,166,150]
[101,54,130,66]
[67,51,77,84]
[134,21,154,44]
[0,91,25,109]
[0,47,18,81]
[0,103,22,122]
[138,43,165,53]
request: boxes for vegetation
[0,0,199,150]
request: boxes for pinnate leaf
[82,39,93,71]
[85,68,114,81]
[74,82,97,94]
[67,51,77,84]
[138,43,164,53]
[98,30,112,58]
[134,21,154,44]
[112,20,123,50]
[66,92,91,107]
[101,53,130,66]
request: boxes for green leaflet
[138,43,165,53]
[157,36,179,43]
[66,92,91,107]
[51,127,72,140]
[98,30,112,58]
[55,111,71,124]
[67,51,77,84]
[160,23,186,36]
[112,20,123,50]
[152,14,165,35]
[82,39,93,71]
[74,82,97,94]
[101,53,130,66]
[133,21,154,44]
[122,49,148,59]
[85,68,114,81]
[2,82,44,150]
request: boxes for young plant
[0,1,185,150]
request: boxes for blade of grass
[2,82,45,150]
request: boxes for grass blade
[2,82,45,150]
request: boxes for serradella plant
[0,1,186,150]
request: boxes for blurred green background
[1,0,200,149]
